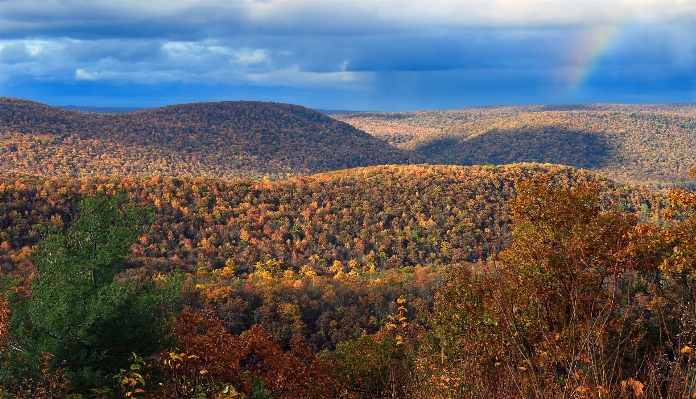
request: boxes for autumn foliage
[425,175,696,398]
[0,159,694,397]
[0,98,415,180]
[0,164,661,279]
[154,307,329,399]
[335,105,696,189]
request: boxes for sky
[1,0,695,111]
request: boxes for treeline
[335,107,696,189]
[4,98,694,189]
[0,98,415,180]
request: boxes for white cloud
[75,68,97,80]
[232,49,269,66]
[162,42,201,53]
[245,66,370,88]
[24,44,42,55]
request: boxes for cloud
[63,39,165,63]
[245,66,370,88]
[0,42,33,64]
[232,49,270,66]
[2,0,696,41]
[1,0,695,109]
[75,68,97,80]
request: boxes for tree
[430,178,641,398]
[2,193,182,394]
[319,298,421,399]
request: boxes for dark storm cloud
[0,42,33,64]
[0,1,398,40]
[339,29,570,72]
[61,40,166,63]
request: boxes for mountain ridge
[333,105,696,189]
[0,97,417,180]
[4,97,695,189]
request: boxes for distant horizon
[18,97,696,115]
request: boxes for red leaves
[157,307,329,399]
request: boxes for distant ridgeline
[59,105,148,113]
[0,164,663,277]
[0,98,417,180]
[333,103,696,189]
[2,97,694,189]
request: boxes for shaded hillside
[334,105,696,189]
[0,98,416,179]
[415,127,610,169]
[333,103,696,146]
[59,105,147,113]
[0,164,661,279]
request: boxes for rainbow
[567,21,632,98]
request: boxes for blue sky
[1,0,695,111]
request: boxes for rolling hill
[2,96,691,397]
[0,98,417,180]
[0,162,665,352]
[333,104,696,189]
[0,163,661,278]
[4,98,694,189]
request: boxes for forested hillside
[0,164,662,353]
[2,163,694,398]
[2,96,695,398]
[334,104,696,189]
[0,98,416,179]
[4,98,694,189]
[0,164,660,279]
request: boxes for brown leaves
[0,294,9,351]
[430,178,670,397]
[621,378,645,397]
[338,108,696,190]
[157,307,330,399]
[1,353,72,399]
[157,307,246,398]
[0,98,413,180]
[3,163,653,284]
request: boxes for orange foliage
[155,307,331,399]
[0,294,9,351]
[336,105,696,189]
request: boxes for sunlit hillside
[334,104,696,189]
[0,163,661,278]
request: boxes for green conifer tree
[2,193,182,394]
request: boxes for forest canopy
[0,164,694,398]
[0,98,416,180]
[334,104,696,189]
[1,96,695,397]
